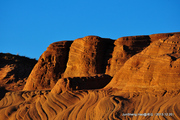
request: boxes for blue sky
[0,0,180,59]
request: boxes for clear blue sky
[1,0,180,59]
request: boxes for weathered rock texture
[105,33,180,92]
[1,32,180,120]
[63,36,114,77]
[23,41,72,90]
[0,53,37,91]
[0,89,180,120]
[106,35,151,76]
[24,33,179,91]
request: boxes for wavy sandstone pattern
[0,90,180,120]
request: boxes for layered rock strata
[23,41,72,90]
[105,33,180,92]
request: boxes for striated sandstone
[23,32,180,91]
[0,90,180,120]
[63,36,114,77]
[106,35,151,76]
[23,41,72,90]
[105,33,180,92]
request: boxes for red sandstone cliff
[23,32,179,91]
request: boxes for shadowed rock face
[2,32,180,120]
[0,53,37,91]
[51,74,112,94]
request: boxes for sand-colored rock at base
[51,74,112,94]
[0,90,180,120]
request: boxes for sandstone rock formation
[106,35,151,76]
[105,33,180,92]
[63,36,114,77]
[24,33,179,91]
[1,32,180,120]
[0,53,37,91]
[23,41,72,90]
[23,35,153,90]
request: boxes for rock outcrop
[105,33,180,92]
[106,35,151,76]
[23,41,72,90]
[0,53,37,91]
[24,33,179,91]
[63,36,114,77]
[23,35,154,90]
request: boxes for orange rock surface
[23,41,72,90]
[1,32,180,120]
[63,36,114,77]
[105,33,180,92]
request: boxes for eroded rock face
[105,33,180,92]
[23,41,72,90]
[23,32,180,91]
[149,32,176,42]
[63,36,114,77]
[106,35,151,76]
[0,53,37,91]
